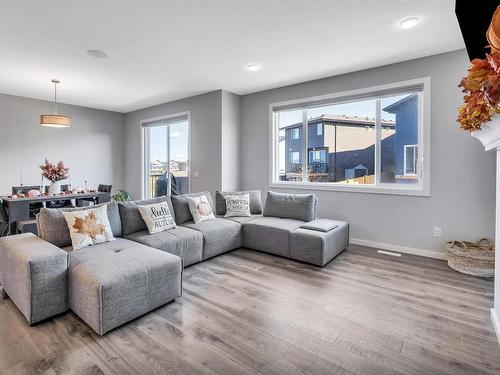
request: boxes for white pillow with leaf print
[62,205,115,250]
[186,194,215,224]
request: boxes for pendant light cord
[54,81,58,115]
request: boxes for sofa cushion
[124,226,203,267]
[215,190,263,215]
[37,201,122,248]
[69,238,182,335]
[171,191,214,224]
[263,191,316,222]
[118,196,173,236]
[242,216,304,258]
[181,218,241,260]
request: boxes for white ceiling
[0,1,464,113]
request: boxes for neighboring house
[281,93,418,184]
[282,115,396,183]
[382,93,419,183]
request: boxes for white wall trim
[350,237,447,260]
[491,309,500,347]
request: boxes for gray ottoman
[290,220,349,266]
[69,238,182,335]
[0,233,68,324]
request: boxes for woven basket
[446,238,494,277]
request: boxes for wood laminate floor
[1,245,499,375]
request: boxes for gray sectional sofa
[0,190,349,335]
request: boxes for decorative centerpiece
[457,6,500,150]
[39,158,69,194]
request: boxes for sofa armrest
[0,233,69,324]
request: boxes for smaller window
[404,145,418,175]
[290,128,300,140]
[317,123,322,136]
[289,151,300,164]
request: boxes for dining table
[2,191,111,235]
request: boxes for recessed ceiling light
[87,49,108,59]
[246,63,261,71]
[399,17,421,29]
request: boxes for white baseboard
[491,309,500,347]
[349,238,447,260]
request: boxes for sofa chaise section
[241,191,349,266]
[0,233,68,324]
[69,238,182,335]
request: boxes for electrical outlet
[193,171,199,178]
[433,227,442,238]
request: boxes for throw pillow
[62,204,115,250]
[224,194,252,218]
[137,202,176,234]
[187,194,215,223]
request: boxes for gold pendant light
[40,79,71,128]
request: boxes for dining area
[0,159,112,237]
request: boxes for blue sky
[150,121,189,162]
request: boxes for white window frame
[269,78,431,196]
[290,127,300,140]
[289,151,300,164]
[317,123,323,136]
[140,111,191,199]
[403,144,418,176]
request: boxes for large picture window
[142,113,190,198]
[270,78,430,195]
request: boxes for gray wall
[0,93,124,195]
[124,90,223,199]
[240,50,495,254]
[221,91,241,191]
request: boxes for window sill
[269,181,430,197]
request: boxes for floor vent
[377,250,402,257]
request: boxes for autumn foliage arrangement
[457,6,500,131]
[458,52,500,131]
[39,158,69,182]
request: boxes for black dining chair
[76,184,112,206]
[97,184,112,193]
[11,185,44,218]
[0,198,9,236]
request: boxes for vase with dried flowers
[40,158,69,194]
[458,6,500,150]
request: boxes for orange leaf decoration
[73,211,106,240]
[458,51,500,131]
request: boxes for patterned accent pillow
[62,205,115,250]
[137,202,176,234]
[187,194,215,224]
[224,194,252,218]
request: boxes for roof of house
[382,93,418,113]
[281,114,395,129]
